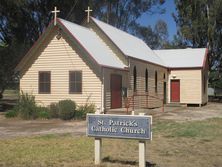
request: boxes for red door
[171,80,180,102]
[111,74,122,109]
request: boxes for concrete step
[165,103,186,107]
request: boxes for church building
[15,9,208,112]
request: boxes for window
[155,71,158,93]
[39,71,51,94]
[133,66,137,92]
[69,71,82,93]
[145,69,148,92]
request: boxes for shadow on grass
[103,156,157,167]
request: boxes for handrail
[124,93,164,114]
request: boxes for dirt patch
[143,102,222,122]
[0,115,86,139]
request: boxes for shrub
[37,107,50,119]
[17,92,38,119]
[5,110,17,118]
[76,103,96,119]
[58,100,76,120]
[49,103,59,118]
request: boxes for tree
[92,0,165,32]
[173,0,222,87]
[133,19,168,49]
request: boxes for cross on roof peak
[85,6,93,23]
[51,6,60,26]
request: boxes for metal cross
[51,6,60,26]
[85,6,93,23]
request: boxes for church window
[39,71,51,94]
[69,71,82,93]
[145,69,148,92]
[155,71,158,93]
[133,66,137,92]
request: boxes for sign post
[87,113,152,166]
[139,113,146,167]
[95,138,102,165]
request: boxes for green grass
[0,134,94,167]
[0,118,222,167]
[153,118,222,139]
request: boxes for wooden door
[171,80,180,102]
[111,74,122,109]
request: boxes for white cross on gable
[51,6,60,26]
[85,6,93,23]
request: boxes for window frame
[155,71,158,93]
[133,66,137,92]
[69,71,82,94]
[38,71,51,94]
[145,69,148,92]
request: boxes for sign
[87,114,152,140]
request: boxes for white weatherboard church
[16,7,208,112]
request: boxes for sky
[137,0,177,41]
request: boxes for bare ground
[143,102,222,122]
[0,102,222,139]
[0,116,86,139]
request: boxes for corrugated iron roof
[91,17,166,67]
[58,18,127,69]
[154,48,207,68]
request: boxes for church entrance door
[111,74,122,109]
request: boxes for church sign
[87,114,152,140]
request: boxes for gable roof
[154,48,207,68]
[58,18,126,69]
[90,17,166,67]
[16,18,127,72]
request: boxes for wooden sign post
[87,113,152,167]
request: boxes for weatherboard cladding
[20,30,102,107]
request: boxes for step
[165,103,186,107]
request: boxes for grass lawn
[0,118,222,167]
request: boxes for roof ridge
[58,18,90,31]
[154,48,206,51]
[91,17,151,45]
[90,17,166,67]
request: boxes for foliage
[49,103,59,118]
[16,92,39,119]
[173,0,222,87]
[58,100,76,120]
[133,19,169,49]
[93,0,168,49]
[5,110,17,118]
[37,107,50,119]
[5,92,51,120]
[93,0,165,31]
[76,103,96,119]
